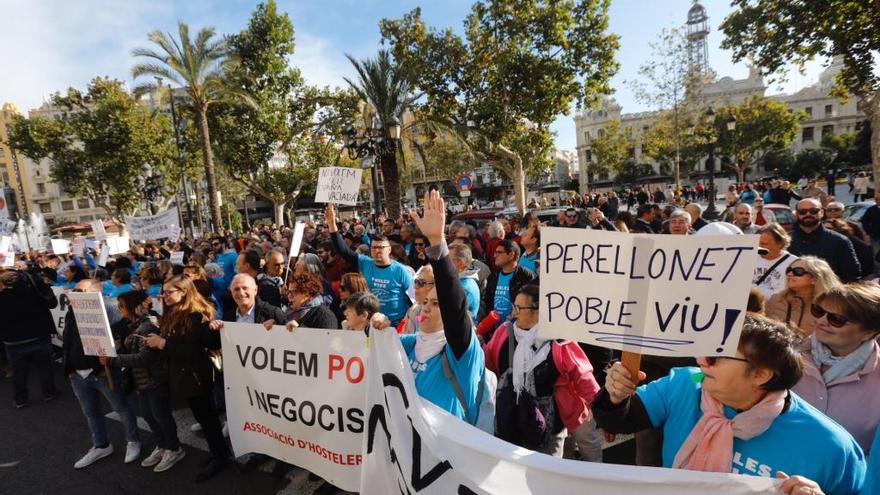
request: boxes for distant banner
[67,291,116,357]
[314,167,363,205]
[124,208,179,241]
[222,323,368,491]
[360,328,778,494]
[538,228,757,357]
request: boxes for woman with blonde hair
[766,256,841,337]
[143,275,229,482]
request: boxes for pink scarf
[672,389,787,472]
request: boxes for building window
[585,150,592,162]
[77,199,90,209]
[822,125,834,137]
[37,183,46,194]
[61,200,74,211]
[584,131,591,142]
[597,129,605,138]
[39,203,52,213]
[824,104,833,118]
[802,126,814,142]
[804,106,812,117]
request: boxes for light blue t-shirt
[518,252,539,274]
[460,276,480,321]
[357,254,412,325]
[637,367,865,495]
[107,283,133,298]
[493,271,514,320]
[401,333,485,424]
[215,250,238,288]
[865,428,880,495]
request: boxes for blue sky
[1,0,825,154]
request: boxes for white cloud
[289,30,359,90]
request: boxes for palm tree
[344,50,418,220]
[131,22,227,231]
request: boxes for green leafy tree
[380,0,619,213]
[794,148,836,180]
[5,78,176,220]
[132,22,228,231]
[759,148,797,179]
[589,120,632,181]
[710,97,800,184]
[721,0,880,185]
[641,110,704,178]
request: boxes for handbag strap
[440,346,483,425]
[755,253,791,287]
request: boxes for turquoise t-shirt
[865,428,880,495]
[357,254,412,325]
[401,332,485,424]
[493,271,514,320]
[637,367,865,495]
[518,252,539,274]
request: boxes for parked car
[844,200,874,223]
[720,203,795,232]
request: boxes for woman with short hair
[765,256,841,337]
[284,272,338,330]
[594,313,866,494]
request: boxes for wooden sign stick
[621,351,642,384]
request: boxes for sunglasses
[785,266,811,277]
[810,304,849,328]
[797,208,821,215]
[566,214,578,219]
[704,356,750,366]
[413,279,435,288]
[414,242,426,247]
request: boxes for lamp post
[135,163,164,214]
[155,77,196,237]
[342,115,401,215]
[703,107,736,220]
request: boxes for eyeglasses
[513,304,538,312]
[413,279,435,288]
[810,304,849,328]
[785,266,811,277]
[704,356,750,366]
[797,208,821,215]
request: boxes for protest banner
[169,251,185,265]
[360,327,778,494]
[71,237,86,257]
[49,287,69,347]
[67,291,116,357]
[124,208,179,241]
[222,323,368,491]
[0,235,10,254]
[91,219,107,241]
[538,228,757,358]
[314,167,363,206]
[106,235,130,255]
[1,250,13,268]
[50,238,70,255]
[96,244,110,267]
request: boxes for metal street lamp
[343,115,401,214]
[135,163,164,214]
[703,107,736,220]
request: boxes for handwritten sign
[124,208,179,241]
[91,220,107,241]
[67,291,116,357]
[106,235,130,255]
[50,239,70,255]
[314,167,363,206]
[97,244,110,267]
[71,238,86,257]
[168,224,182,243]
[538,228,757,357]
[169,251,185,265]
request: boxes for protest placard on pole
[71,237,86,257]
[168,224,182,243]
[222,323,368,491]
[106,235,130,255]
[67,291,116,358]
[169,251,185,265]
[314,167,363,206]
[124,208,179,241]
[538,227,757,359]
[97,244,110,267]
[50,238,70,255]
[49,287,69,347]
[285,222,306,283]
[91,219,107,241]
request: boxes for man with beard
[788,198,861,282]
[732,203,760,234]
[316,241,348,284]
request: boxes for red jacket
[483,323,600,432]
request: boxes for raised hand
[410,190,446,246]
[325,203,337,233]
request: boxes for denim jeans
[138,384,180,451]
[69,369,139,447]
[5,336,56,404]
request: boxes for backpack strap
[441,348,475,424]
[755,253,790,287]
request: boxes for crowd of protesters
[1,184,880,495]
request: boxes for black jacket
[789,224,861,282]
[630,218,655,234]
[0,270,57,345]
[862,204,880,241]
[482,264,537,317]
[63,304,125,376]
[299,305,339,330]
[108,315,167,391]
[162,312,220,398]
[426,240,474,359]
[222,298,286,324]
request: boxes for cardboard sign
[97,244,110,267]
[222,323,368,491]
[124,208,179,241]
[67,291,116,357]
[106,235,130,255]
[168,224,182,243]
[71,238,86,257]
[169,251,185,266]
[538,228,757,357]
[314,167,363,206]
[50,239,70,255]
[289,222,305,258]
[91,220,107,241]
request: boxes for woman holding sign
[143,275,230,482]
[593,313,866,494]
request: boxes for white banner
[539,228,758,357]
[222,323,368,491]
[49,286,69,347]
[67,291,116,357]
[124,208,179,241]
[314,167,363,205]
[289,222,305,258]
[361,328,778,494]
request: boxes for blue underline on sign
[587,331,694,345]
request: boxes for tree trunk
[380,151,402,220]
[273,201,286,228]
[193,181,205,233]
[196,105,222,232]
[495,145,526,214]
[868,105,880,190]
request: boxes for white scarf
[811,334,875,384]
[512,324,552,397]
[414,329,447,364]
